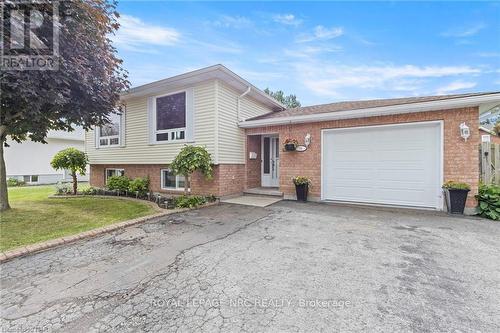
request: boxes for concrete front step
[221,195,282,207]
[243,187,283,197]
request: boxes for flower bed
[53,184,217,209]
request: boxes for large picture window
[154,92,186,142]
[161,169,187,191]
[98,113,121,147]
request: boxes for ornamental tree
[0,0,129,211]
[170,145,213,195]
[51,148,88,195]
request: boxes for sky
[113,1,500,106]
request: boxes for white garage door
[322,122,442,209]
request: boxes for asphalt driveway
[1,201,499,332]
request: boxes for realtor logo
[1,0,59,70]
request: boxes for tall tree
[0,0,129,211]
[264,88,301,108]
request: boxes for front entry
[261,135,279,187]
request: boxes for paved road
[1,202,499,332]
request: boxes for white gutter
[479,126,497,135]
[237,86,252,122]
[239,93,500,128]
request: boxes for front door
[261,136,279,187]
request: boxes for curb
[0,201,219,263]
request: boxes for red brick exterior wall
[246,107,480,208]
[245,135,261,189]
[90,164,245,197]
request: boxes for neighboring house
[479,126,500,144]
[85,64,500,214]
[5,128,89,185]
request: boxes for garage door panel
[322,122,441,209]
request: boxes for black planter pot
[284,143,296,151]
[444,189,470,214]
[295,184,309,201]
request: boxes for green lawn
[0,185,156,252]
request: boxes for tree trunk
[184,173,190,195]
[72,171,78,195]
[0,127,10,211]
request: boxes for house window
[23,175,39,183]
[154,92,186,143]
[98,113,121,147]
[105,168,124,183]
[161,169,187,190]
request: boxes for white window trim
[160,169,189,191]
[149,88,194,145]
[23,175,39,183]
[96,112,123,149]
[105,168,125,183]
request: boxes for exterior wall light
[304,133,311,147]
[459,122,470,141]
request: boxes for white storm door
[262,136,280,187]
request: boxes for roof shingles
[248,92,499,121]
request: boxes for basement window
[105,168,124,183]
[161,169,187,191]
[23,175,39,183]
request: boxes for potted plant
[442,181,471,214]
[293,176,311,201]
[283,139,298,151]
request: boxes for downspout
[237,86,252,122]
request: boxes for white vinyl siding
[217,82,274,164]
[85,79,274,165]
[5,137,89,184]
[85,81,216,164]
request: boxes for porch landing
[243,187,283,197]
[221,195,282,207]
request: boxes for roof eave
[239,93,500,128]
[120,65,284,111]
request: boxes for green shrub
[476,183,500,221]
[107,176,130,192]
[442,181,471,190]
[174,195,207,208]
[54,182,72,195]
[128,177,150,196]
[7,178,25,187]
[80,187,98,195]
